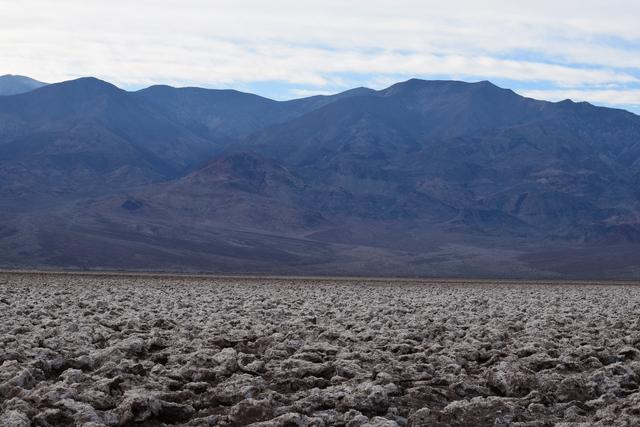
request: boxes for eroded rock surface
[1,273,640,426]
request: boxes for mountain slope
[0,78,383,203]
[246,79,640,236]
[91,151,328,234]
[0,78,219,205]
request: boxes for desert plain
[1,272,640,426]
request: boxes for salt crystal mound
[1,273,640,426]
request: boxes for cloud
[1,0,639,111]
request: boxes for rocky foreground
[1,273,640,426]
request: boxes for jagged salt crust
[1,274,640,426]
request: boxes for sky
[2,0,640,113]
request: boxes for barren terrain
[1,272,640,426]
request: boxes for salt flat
[1,273,640,426]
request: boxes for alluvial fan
[1,273,640,426]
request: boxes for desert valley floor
[1,272,640,426]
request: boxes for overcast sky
[2,0,640,112]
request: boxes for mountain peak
[376,78,521,111]
[62,77,121,90]
[1,74,32,78]
[476,79,499,87]
[30,77,123,100]
[386,78,504,92]
[381,78,505,97]
[0,74,48,96]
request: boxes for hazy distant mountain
[133,84,376,140]
[0,74,47,96]
[2,77,640,278]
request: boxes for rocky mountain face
[1,77,640,278]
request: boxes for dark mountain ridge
[0,78,387,203]
[1,76,640,278]
[244,80,640,232]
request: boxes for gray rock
[3,273,640,426]
[407,407,434,426]
[228,398,274,425]
[0,410,30,427]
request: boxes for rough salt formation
[1,273,640,426]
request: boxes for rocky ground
[1,273,640,426]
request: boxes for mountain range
[1,76,640,278]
